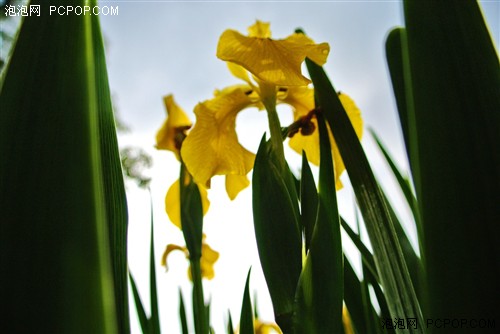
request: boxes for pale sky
[100,1,499,333]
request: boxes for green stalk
[262,87,286,168]
[190,258,208,334]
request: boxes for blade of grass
[300,151,319,253]
[305,58,424,332]
[343,257,367,334]
[340,217,378,283]
[179,290,189,334]
[369,129,422,240]
[239,269,254,334]
[129,272,150,334]
[149,200,161,334]
[227,311,235,334]
[378,187,425,310]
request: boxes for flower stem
[263,96,286,169]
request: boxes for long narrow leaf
[0,0,120,332]
[227,311,235,334]
[300,151,319,253]
[340,217,378,283]
[179,290,189,334]
[369,129,422,240]
[239,269,254,334]
[90,10,130,332]
[129,272,150,334]
[403,0,500,320]
[252,136,302,331]
[294,113,343,333]
[343,257,367,334]
[306,59,424,332]
[149,203,161,334]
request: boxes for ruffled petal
[181,88,256,188]
[217,28,329,86]
[156,95,192,158]
[165,179,210,228]
[247,20,271,38]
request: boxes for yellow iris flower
[217,20,329,87]
[161,234,219,280]
[155,95,192,159]
[155,94,210,227]
[182,21,333,197]
[180,85,260,200]
[181,21,361,196]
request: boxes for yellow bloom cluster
[155,20,363,279]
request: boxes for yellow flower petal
[165,179,210,228]
[288,93,362,189]
[339,93,363,139]
[181,87,256,188]
[200,242,220,280]
[186,237,220,281]
[225,174,250,200]
[156,95,192,158]
[248,20,271,38]
[217,26,329,86]
[161,244,188,270]
[280,85,315,119]
[227,62,253,86]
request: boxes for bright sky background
[100,1,499,333]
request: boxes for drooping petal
[186,237,220,281]
[181,87,256,188]
[225,174,250,200]
[165,179,210,228]
[217,28,329,86]
[161,244,188,270]
[156,95,192,158]
[227,62,254,86]
[200,242,220,280]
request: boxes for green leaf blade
[239,269,255,334]
[305,59,424,333]
[252,136,302,331]
[294,113,343,334]
[0,1,121,332]
[403,0,500,320]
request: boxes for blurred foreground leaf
[0,0,127,332]
[399,0,500,322]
